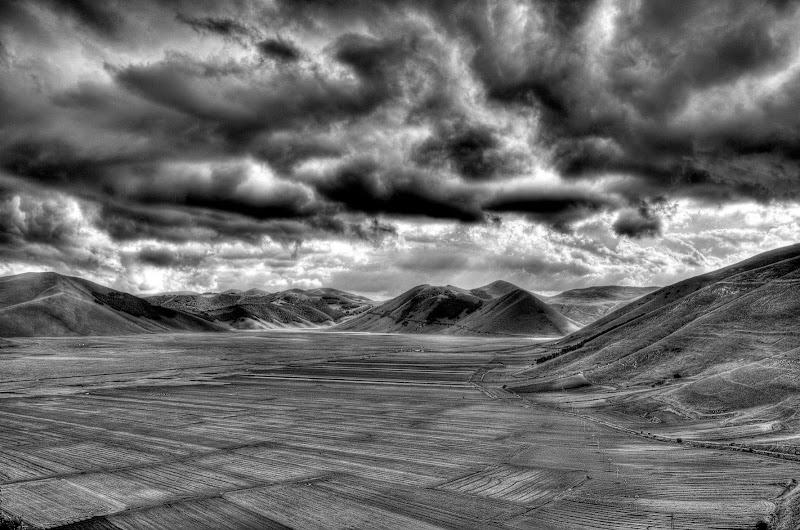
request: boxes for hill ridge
[508,243,800,429]
[0,272,223,337]
[146,285,373,330]
[335,282,579,336]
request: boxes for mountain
[470,280,522,300]
[334,282,579,336]
[0,272,223,337]
[146,287,373,330]
[508,244,800,421]
[544,285,660,325]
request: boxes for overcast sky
[1,0,800,298]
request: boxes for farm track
[0,331,797,529]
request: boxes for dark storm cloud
[108,32,407,145]
[175,13,254,41]
[413,122,523,181]
[612,204,663,239]
[45,0,126,38]
[462,0,800,204]
[314,158,484,222]
[96,196,395,252]
[96,201,317,245]
[122,164,318,220]
[136,247,178,267]
[485,189,614,229]
[253,135,344,174]
[1,0,800,264]
[256,38,302,62]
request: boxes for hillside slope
[544,285,660,325]
[147,288,373,330]
[508,244,800,421]
[0,272,223,337]
[334,283,579,336]
[470,280,522,300]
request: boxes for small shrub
[676,438,683,443]
[0,512,30,530]
[755,521,769,530]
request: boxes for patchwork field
[0,331,797,529]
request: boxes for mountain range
[543,285,659,325]
[145,287,373,330]
[25,244,800,349]
[334,281,580,336]
[0,272,658,337]
[0,272,222,337]
[508,243,800,425]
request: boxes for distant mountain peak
[470,280,524,300]
[335,282,577,337]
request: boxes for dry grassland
[0,331,796,529]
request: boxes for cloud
[612,204,663,239]
[0,179,114,275]
[13,0,798,232]
[412,121,525,181]
[256,37,302,62]
[45,0,126,38]
[133,247,208,269]
[484,188,615,229]
[313,158,484,222]
[0,192,77,249]
[1,0,800,292]
[176,13,255,42]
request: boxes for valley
[0,331,796,529]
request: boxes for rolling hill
[146,287,373,330]
[543,285,660,325]
[334,282,579,336]
[470,280,522,300]
[508,243,800,426]
[0,272,223,337]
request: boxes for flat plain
[0,331,797,529]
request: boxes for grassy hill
[544,285,660,325]
[508,243,800,426]
[0,272,223,337]
[146,288,373,330]
[334,282,579,336]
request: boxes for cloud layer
[1,0,800,294]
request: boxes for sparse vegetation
[0,331,793,528]
[0,513,30,530]
[425,296,482,322]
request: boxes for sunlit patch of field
[0,331,796,529]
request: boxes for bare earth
[0,331,797,529]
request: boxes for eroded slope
[0,272,222,337]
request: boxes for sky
[1,0,800,299]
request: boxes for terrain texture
[0,331,794,529]
[543,286,659,325]
[146,287,373,330]
[335,281,580,336]
[0,273,222,337]
[0,272,655,338]
[505,243,800,460]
